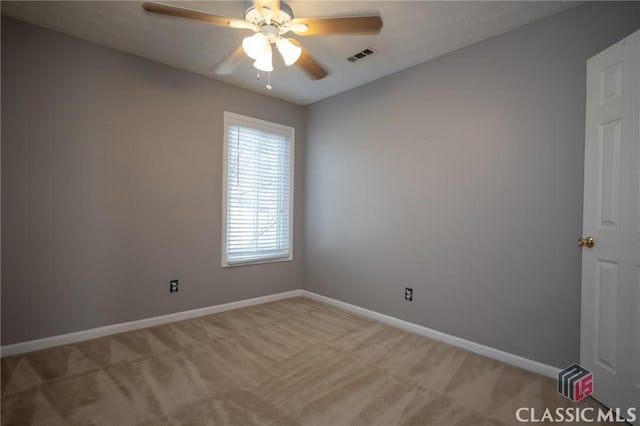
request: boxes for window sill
[221,255,293,268]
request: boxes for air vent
[347,48,377,63]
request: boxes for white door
[581,29,640,423]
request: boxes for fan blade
[290,15,382,36]
[289,39,329,80]
[255,0,280,18]
[211,45,247,75]
[143,2,249,29]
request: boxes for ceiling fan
[142,1,383,88]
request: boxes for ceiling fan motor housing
[244,1,294,30]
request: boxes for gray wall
[1,17,306,345]
[303,2,640,368]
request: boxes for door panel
[595,260,617,373]
[598,120,621,228]
[581,29,640,424]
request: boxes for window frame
[221,111,295,268]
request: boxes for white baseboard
[1,289,304,357]
[300,290,560,379]
[1,288,561,380]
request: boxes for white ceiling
[1,1,578,105]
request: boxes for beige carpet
[1,297,607,425]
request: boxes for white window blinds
[223,113,294,266]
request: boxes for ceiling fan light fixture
[276,37,302,66]
[253,43,274,72]
[242,32,268,60]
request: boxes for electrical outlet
[170,280,178,293]
[405,287,413,301]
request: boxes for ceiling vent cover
[347,48,376,63]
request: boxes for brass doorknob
[578,237,595,248]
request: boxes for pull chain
[255,70,272,90]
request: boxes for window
[222,112,294,267]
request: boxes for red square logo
[573,372,593,402]
[558,363,594,402]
